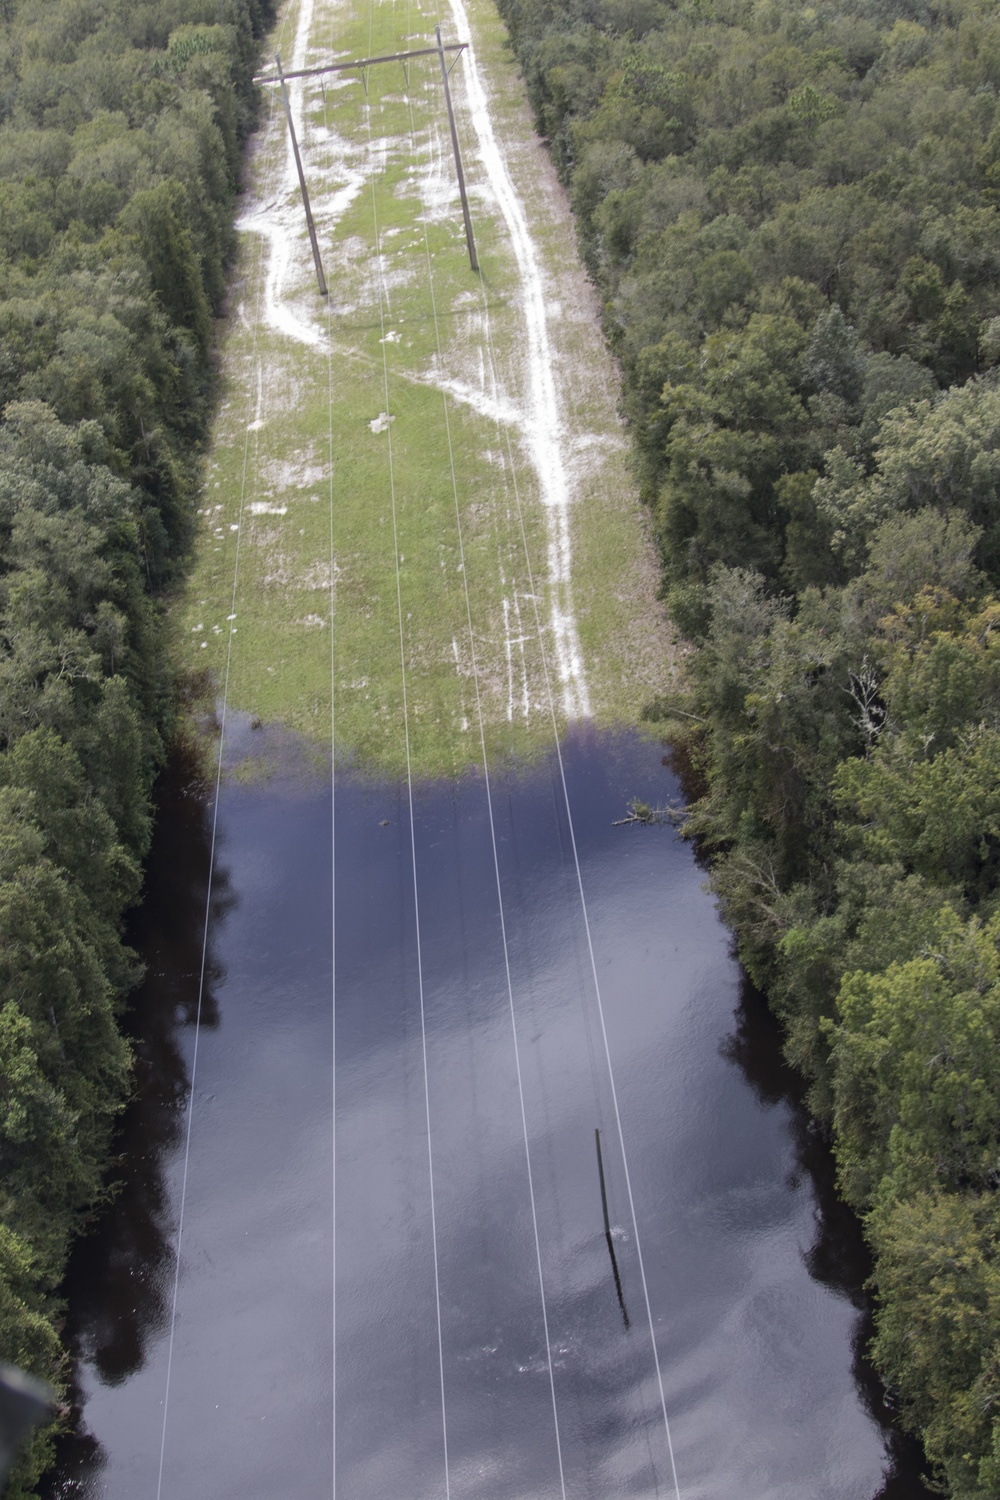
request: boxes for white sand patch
[339,232,370,262]
[251,526,283,551]
[573,431,626,453]
[309,167,367,227]
[249,502,289,516]
[446,0,591,719]
[236,0,366,350]
[301,560,335,590]
[313,69,357,96]
[368,135,394,176]
[299,613,328,628]
[263,559,293,587]
[260,455,328,491]
[564,431,627,492]
[427,372,520,428]
[405,119,456,223]
[369,412,394,433]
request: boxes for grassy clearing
[177,0,675,779]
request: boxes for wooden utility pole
[275,52,328,297]
[435,25,478,272]
[256,37,479,278]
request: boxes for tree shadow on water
[722,975,936,1500]
[43,745,236,1496]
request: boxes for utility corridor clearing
[179,0,670,777]
[55,2,917,1494]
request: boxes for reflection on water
[48,749,232,1494]
[48,728,931,1498]
[723,981,931,1498]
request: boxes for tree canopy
[0,0,274,1490]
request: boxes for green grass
[176,0,675,779]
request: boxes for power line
[153,11,293,1493]
[364,15,452,1494]
[448,2,684,1491]
[321,31,339,1500]
[400,60,570,1500]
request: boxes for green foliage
[870,1190,1000,1497]
[827,911,1000,1207]
[0,0,275,1485]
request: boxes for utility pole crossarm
[257,35,479,281]
[254,43,467,86]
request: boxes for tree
[826,911,1000,1209]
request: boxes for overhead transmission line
[363,9,453,1494]
[398,40,570,1500]
[153,9,293,1494]
[446,2,684,1490]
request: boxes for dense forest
[5,0,1000,1488]
[493,0,1000,1488]
[0,0,273,1490]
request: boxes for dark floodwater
[50,724,932,1499]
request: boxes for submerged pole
[596,1128,630,1329]
[275,53,328,297]
[435,25,479,272]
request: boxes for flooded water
[50,725,930,1499]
